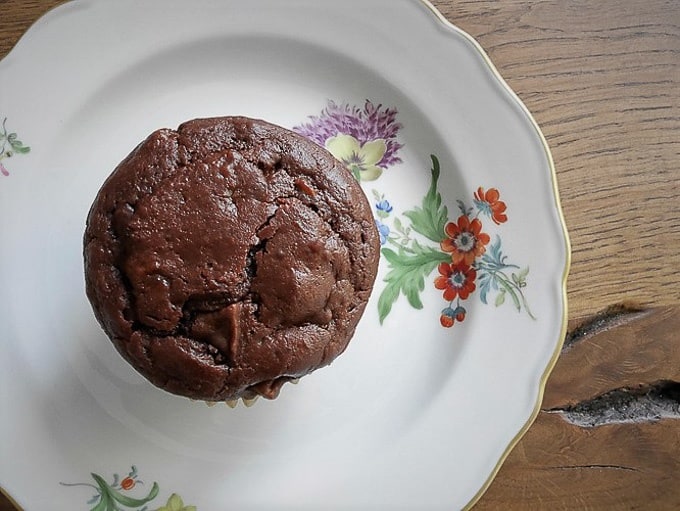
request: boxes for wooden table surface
[1,1,678,509]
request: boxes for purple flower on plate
[293,100,403,180]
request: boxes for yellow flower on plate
[325,134,387,181]
[154,493,197,511]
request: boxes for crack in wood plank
[543,305,680,412]
[562,302,649,352]
[545,464,640,472]
[546,380,680,427]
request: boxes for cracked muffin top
[84,116,379,402]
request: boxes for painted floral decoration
[0,117,31,177]
[435,262,477,302]
[373,191,394,245]
[325,134,387,181]
[374,155,534,327]
[440,215,490,266]
[293,100,403,181]
[61,466,196,511]
[296,99,533,327]
[474,186,507,225]
[155,494,196,511]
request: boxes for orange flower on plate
[440,215,490,265]
[439,305,467,328]
[473,186,507,225]
[434,262,477,301]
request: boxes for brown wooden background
[1,1,679,509]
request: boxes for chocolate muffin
[84,116,379,402]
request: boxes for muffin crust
[84,117,379,401]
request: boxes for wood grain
[2,1,679,510]
[475,306,680,510]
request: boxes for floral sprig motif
[61,466,158,510]
[293,100,403,181]
[373,190,395,245]
[0,117,31,177]
[375,155,534,327]
[61,466,196,511]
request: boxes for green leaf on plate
[402,154,448,243]
[378,240,450,323]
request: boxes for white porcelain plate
[0,1,570,509]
